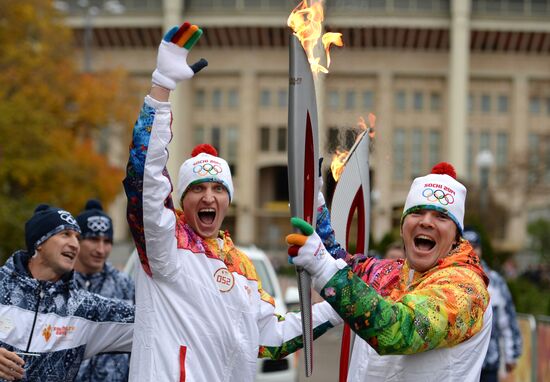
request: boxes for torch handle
[296,267,313,377]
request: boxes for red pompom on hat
[430,162,456,179]
[191,143,218,157]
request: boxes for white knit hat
[177,144,234,202]
[402,162,466,233]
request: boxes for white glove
[317,175,326,208]
[152,23,208,90]
[286,217,346,290]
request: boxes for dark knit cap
[25,204,81,253]
[463,227,482,248]
[76,199,113,241]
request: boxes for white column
[235,70,257,245]
[507,75,529,249]
[373,70,393,241]
[447,0,471,176]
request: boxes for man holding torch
[124,22,341,381]
[287,162,493,381]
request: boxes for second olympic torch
[330,130,371,382]
[288,34,319,378]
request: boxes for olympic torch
[330,127,371,382]
[288,34,319,378]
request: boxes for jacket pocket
[179,345,187,382]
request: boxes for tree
[527,218,550,265]
[0,0,139,260]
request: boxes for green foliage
[507,277,550,316]
[0,0,139,260]
[527,218,550,264]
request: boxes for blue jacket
[74,263,135,382]
[482,261,522,371]
[0,251,134,382]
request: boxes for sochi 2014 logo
[193,163,222,177]
[422,187,455,205]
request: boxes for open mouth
[61,252,76,260]
[198,208,216,225]
[413,235,436,251]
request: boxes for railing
[504,313,550,382]
[472,0,550,17]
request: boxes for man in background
[384,241,405,260]
[75,199,135,382]
[463,228,522,382]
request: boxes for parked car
[123,245,299,382]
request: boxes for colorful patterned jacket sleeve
[257,301,341,360]
[319,259,489,355]
[123,96,180,281]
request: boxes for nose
[96,240,107,255]
[202,188,215,203]
[68,234,79,251]
[419,212,435,228]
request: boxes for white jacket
[124,96,339,382]
[345,307,492,381]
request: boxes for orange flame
[287,0,343,74]
[330,149,348,182]
[330,114,377,181]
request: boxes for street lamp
[476,149,494,214]
[54,0,125,72]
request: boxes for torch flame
[287,0,343,74]
[331,114,377,181]
[330,149,348,182]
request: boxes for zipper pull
[85,280,91,290]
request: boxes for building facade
[62,0,550,259]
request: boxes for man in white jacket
[123,22,339,382]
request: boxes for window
[211,126,221,153]
[393,129,406,181]
[277,126,286,152]
[497,95,509,113]
[429,130,440,166]
[413,91,424,111]
[278,89,287,108]
[496,132,508,184]
[430,92,441,112]
[227,125,239,161]
[481,94,491,113]
[546,97,550,116]
[195,89,206,108]
[480,131,491,151]
[212,89,222,109]
[193,125,205,146]
[260,89,271,107]
[362,90,374,110]
[530,96,541,114]
[345,129,356,148]
[345,90,356,110]
[466,131,474,180]
[328,90,339,109]
[411,129,423,178]
[528,133,539,184]
[468,94,474,114]
[260,127,270,151]
[327,127,339,152]
[228,88,239,109]
[395,90,406,112]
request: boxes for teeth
[416,235,434,241]
[199,208,215,213]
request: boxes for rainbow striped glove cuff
[152,22,208,90]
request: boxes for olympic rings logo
[87,216,111,232]
[58,210,77,225]
[193,163,223,176]
[422,188,455,205]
